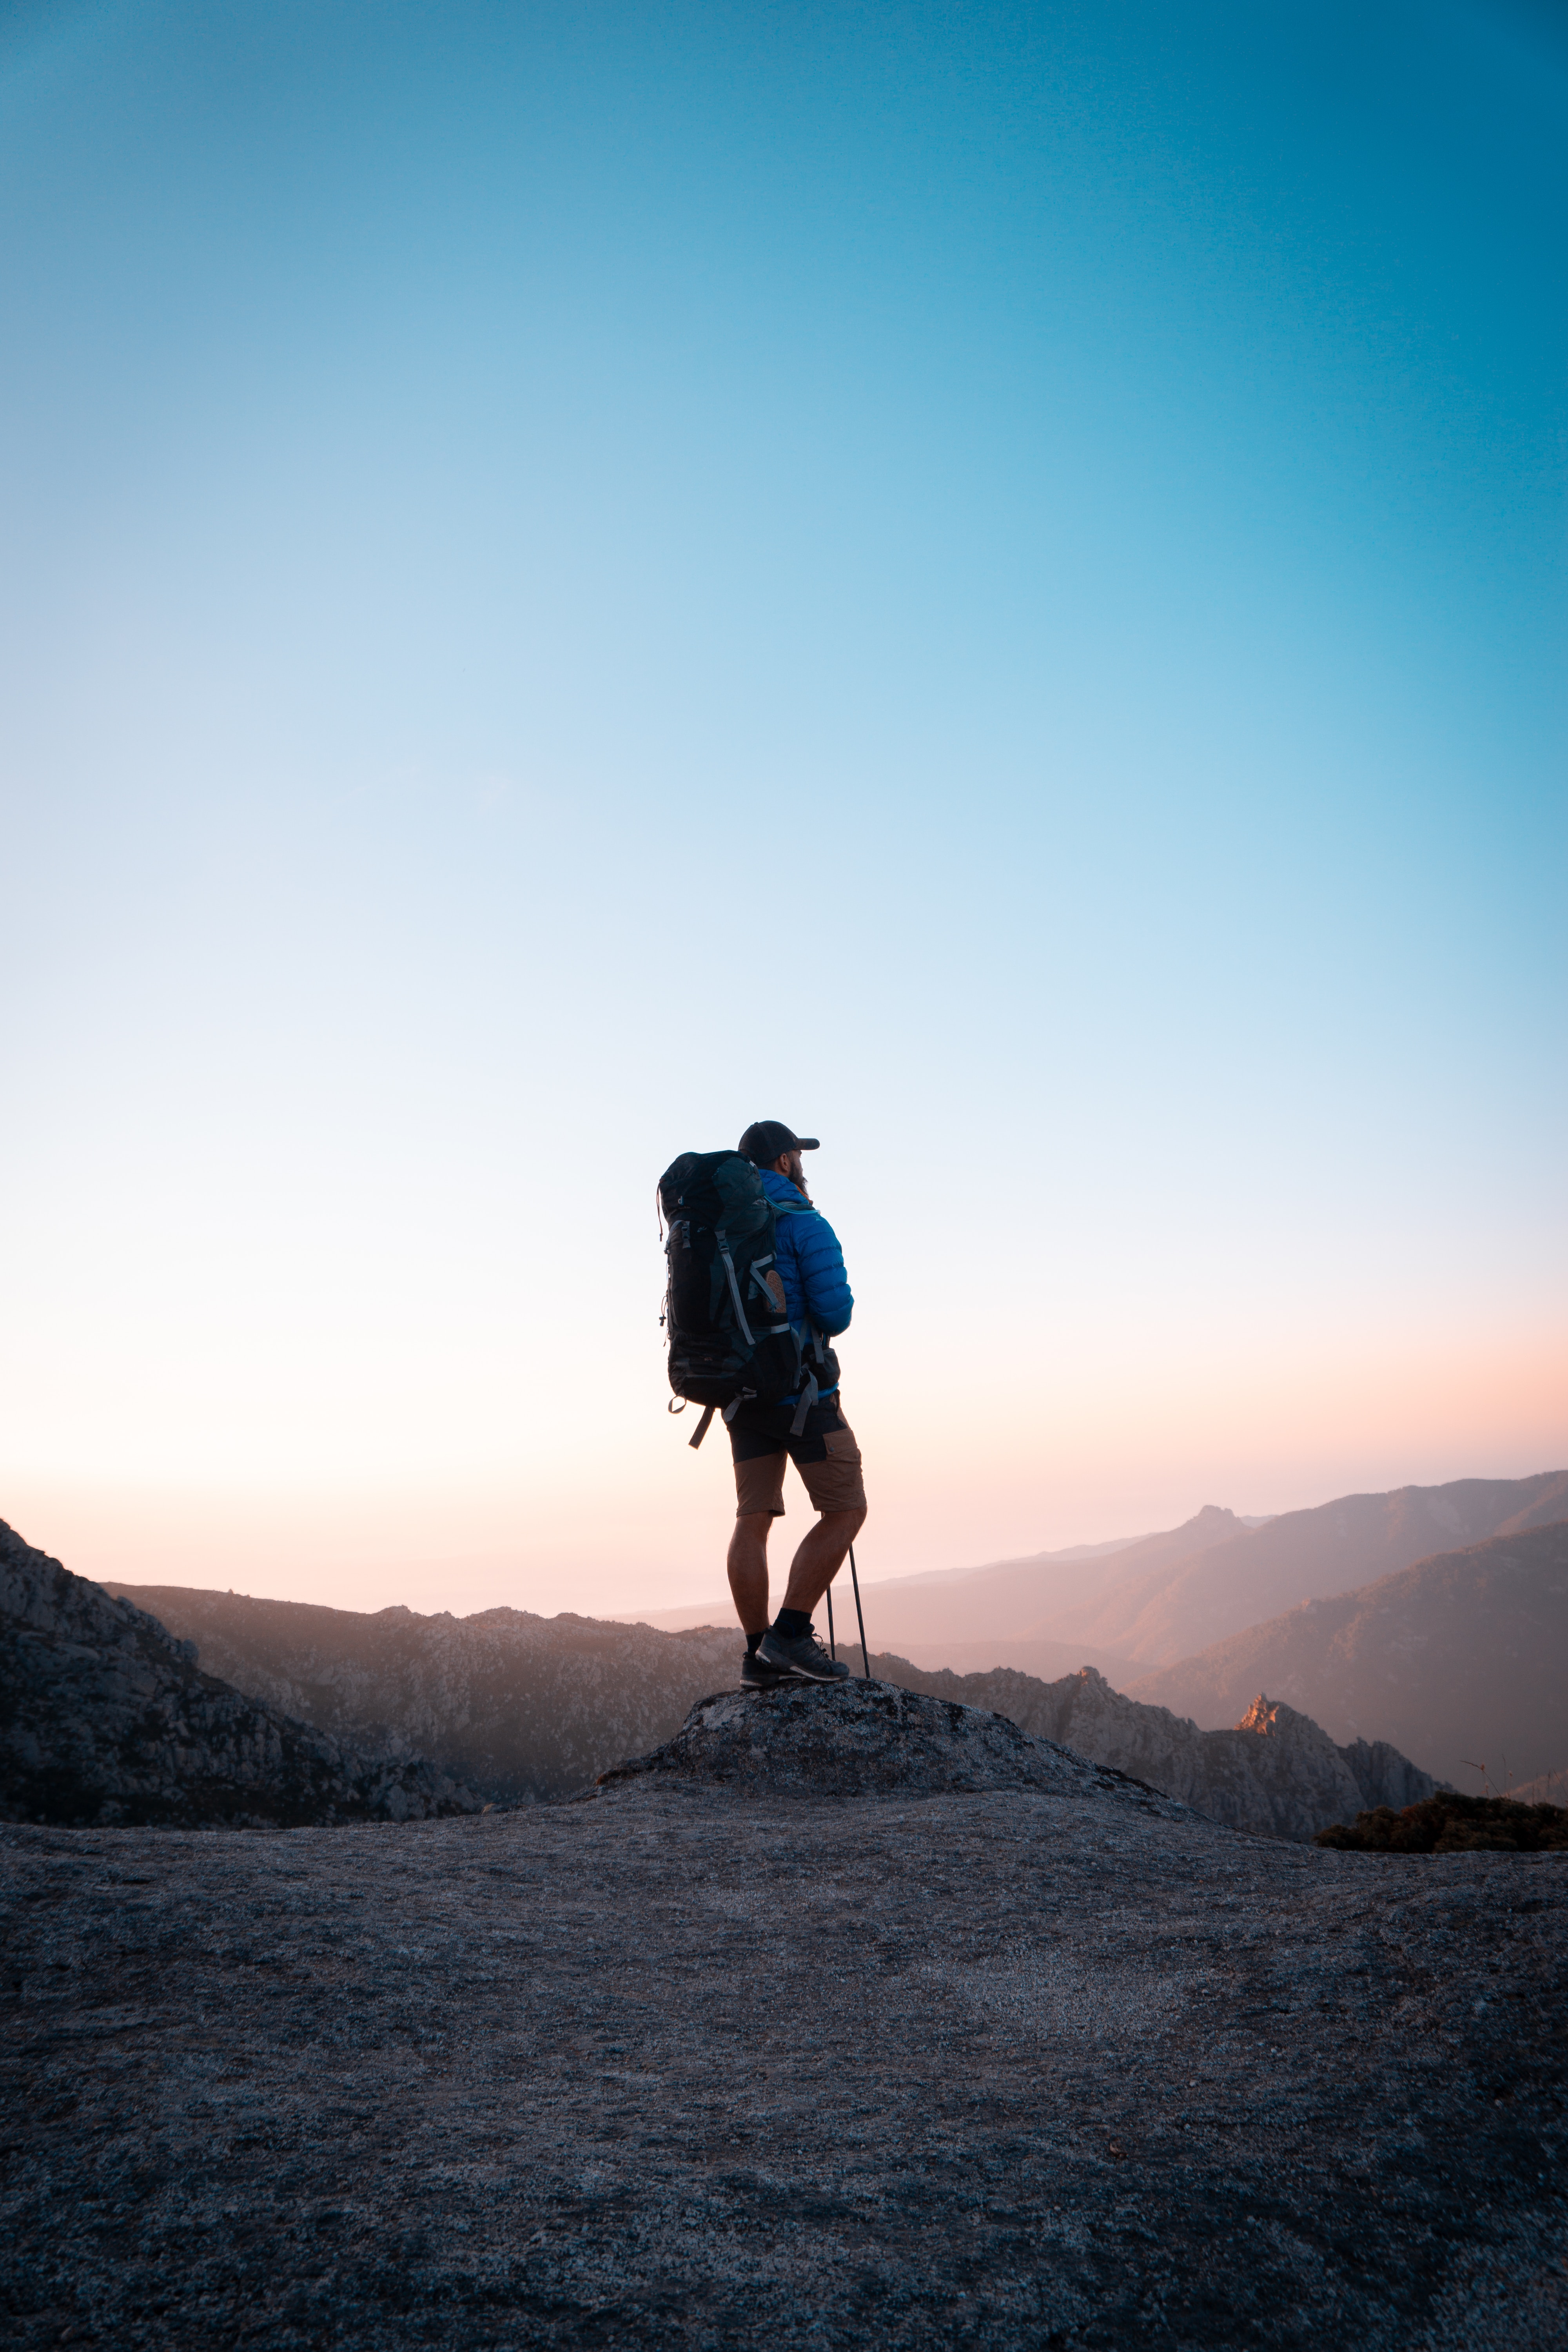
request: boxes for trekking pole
[848,1541,869,1679]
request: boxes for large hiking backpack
[659,1149,807,1447]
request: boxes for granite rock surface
[0,1521,479,1828]
[600,1678,1202,1815]
[1,1691,1563,2350]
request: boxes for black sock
[774,1608,812,1641]
[746,1631,763,1655]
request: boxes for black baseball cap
[739,1120,820,1165]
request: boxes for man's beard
[786,1155,811,1202]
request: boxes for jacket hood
[759,1168,812,1210]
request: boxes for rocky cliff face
[873,1661,1437,1840]
[0,1523,479,1828]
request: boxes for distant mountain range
[764,1473,1568,1675]
[635,1527,1197,1635]
[1128,1521,1568,1786]
[838,1503,1257,1673]
[1084,1475,1568,1668]
[636,1512,1274,1650]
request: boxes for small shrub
[1314,1793,1568,1854]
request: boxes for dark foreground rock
[2,1719,1564,2349]
[599,1678,1202,1816]
[0,1521,479,1828]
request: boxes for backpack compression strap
[789,1370,820,1436]
[786,1317,835,1434]
[715,1241,755,1347]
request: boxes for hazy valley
[1129,1519,1568,1789]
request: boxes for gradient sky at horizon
[2,0,1564,1619]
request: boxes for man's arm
[796,1210,854,1337]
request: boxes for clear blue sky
[2,1,1563,1612]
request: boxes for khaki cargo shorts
[728,1393,867,1518]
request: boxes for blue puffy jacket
[760,1167,853,1397]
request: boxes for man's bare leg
[780,1506,868,1619]
[727,1513,774,1636]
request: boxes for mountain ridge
[103,1581,747,1802]
[1127,1519,1568,1783]
[628,1509,1278,1632]
[1088,1472,1568,1666]
[775,1472,1568,1669]
[107,1576,1435,1838]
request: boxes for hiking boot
[740,1648,800,1689]
[757,1624,851,1682]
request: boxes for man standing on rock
[728,1121,866,1688]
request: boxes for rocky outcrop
[874,1662,1438,1840]
[595,1677,1201,1813]
[0,1522,479,1828]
